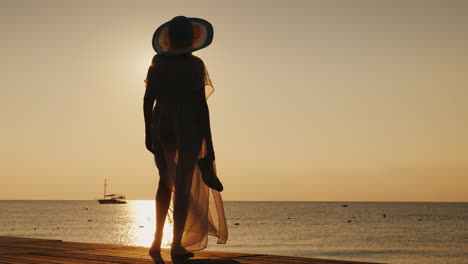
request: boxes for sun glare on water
[128,200,173,248]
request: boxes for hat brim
[152,17,213,56]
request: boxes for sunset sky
[1,0,467,201]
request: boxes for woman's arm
[143,57,158,154]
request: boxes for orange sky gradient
[1,0,467,201]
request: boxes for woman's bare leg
[150,145,177,253]
[170,112,203,254]
[171,147,199,253]
[150,181,171,252]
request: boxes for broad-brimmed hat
[152,16,213,56]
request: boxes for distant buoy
[383,214,386,218]
[88,219,93,221]
[418,218,422,221]
[234,223,240,225]
[347,220,352,223]
[342,205,348,207]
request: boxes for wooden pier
[0,236,383,264]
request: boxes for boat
[97,179,127,204]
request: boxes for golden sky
[1,0,467,201]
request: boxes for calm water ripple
[0,201,466,264]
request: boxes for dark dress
[144,54,227,251]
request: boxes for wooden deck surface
[0,236,383,264]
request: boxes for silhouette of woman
[144,16,227,263]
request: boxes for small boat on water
[97,179,127,204]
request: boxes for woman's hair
[168,16,194,49]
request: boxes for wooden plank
[237,255,381,264]
[0,242,107,253]
[0,254,112,264]
[194,251,257,259]
[0,248,47,255]
[226,255,380,264]
[0,237,61,243]
[29,251,153,264]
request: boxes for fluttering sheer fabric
[145,54,227,251]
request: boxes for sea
[0,201,466,264]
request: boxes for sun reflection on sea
[127,200,173,248]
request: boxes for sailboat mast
[104,179,107,199]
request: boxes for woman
[144,16,228,263]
